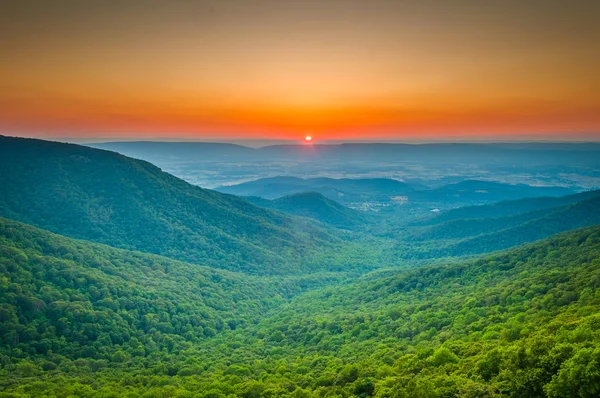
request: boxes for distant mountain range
[407,180,573,205]
[90,141,600,165]
[245,192,370,229]
[217,176,574,208]
[88,141,600,192]
[216,176,413,202]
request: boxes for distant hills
[217,176,574,209]
[408,179,573,205]
[216,176,412,204]
[91,141,600,165]
[89,141,600,193]
[0,136,590,272]
[214,173,596,258]
[245,192,370,229]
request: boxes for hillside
[2,224,599,396]
[401,195,600,258]
[246,192,370,229]
[423,189,600,224]
[183,225,599,397]
[0,217,350,365]
[408,180,574,206]
[0,136,372,275]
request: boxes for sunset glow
[0,1,599,141]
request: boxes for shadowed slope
[0,136,346,275]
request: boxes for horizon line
[3,134,600,149]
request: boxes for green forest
[1,136,600,397]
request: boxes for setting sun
[305,136,312,142]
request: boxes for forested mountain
[0,217,349,362]
[408,180,573,206]
[423,189,600,224]
[246,192,370,229]
[2,223,599,397]
[400,195,600,258]
[180,225,600,398]
[0,136,380,275]
[216,176,413,203]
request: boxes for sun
[305,135,312,142]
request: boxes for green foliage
[2,136,600,397]
[0,217,348,364]
[398,194,600,259]
[247,192,370,230]
[427,189,600,224]
[1,222,599,397]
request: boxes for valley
[1,136,600,397]
[3,1,599,396]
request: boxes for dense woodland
[396,195,600,259]
[1,136,600,397]
[245,192,370,230]
[2,220,599,397]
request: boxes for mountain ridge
[246,191,370,229]
[0,136,360,275]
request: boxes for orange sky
[1,0,599,141]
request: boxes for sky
[1,0,599,142]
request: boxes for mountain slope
[0,136,347,275]
[401,195,600,258]
[182,225,600,397]
[246,192,369,229]
[3,224,599,396]
[0,217,349,362]
[424,189,600,224]
[444,196,600,256]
